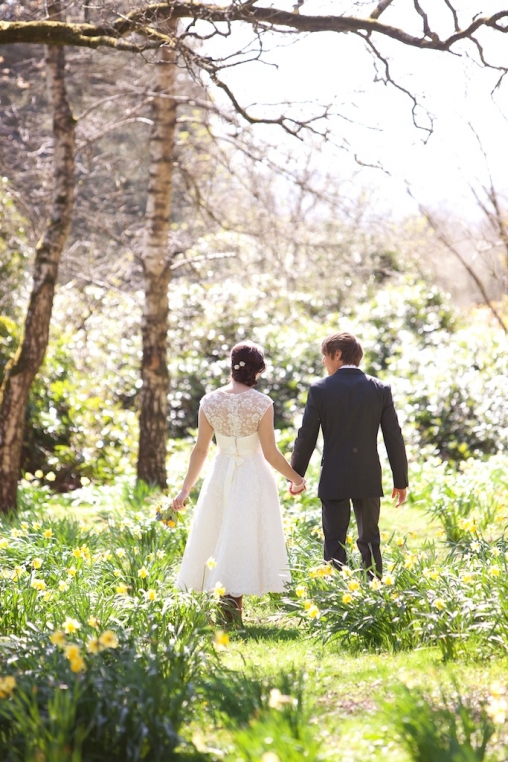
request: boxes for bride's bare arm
[258,406,305,488]
[172,408,214,509]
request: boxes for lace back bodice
[200,388,273,438]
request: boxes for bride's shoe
[220,595,243,626]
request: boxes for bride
[172,340,306,621]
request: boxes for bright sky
[204,1,508,218]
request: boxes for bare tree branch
[359,31,434,138]
[370,1,395,21]
[1,3,508,57]
[443,0,460,33]
[411,190,508,334]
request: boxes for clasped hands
[289,479,306,496]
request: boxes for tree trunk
[0,10,75,514]
[137,33,178,489]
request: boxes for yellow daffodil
[32,521,41,530]
[86,637,101,654]
[214,630,230,651]
[295,584,307,598]
[306,603,320,619]
[156,550,165,559]
[64,644,81,660]
[433,598,445,610]
[133,546,140,556]
[380,531,389,542]
[369,578,382,591]
[12,566,25,580]
[346,534,354,545]
[0,676,16,699]
[62,617,81,634]
[72,548,82,558]
[34,470,44,479]
[31,558,43,569]
[43,529,53,539]
[10,529,22,538]
[49,630,67,648]
[268,688,297,709]
[489,565,501,577]
[98,630,119,649]
[340,565,352,578]
[31,578,46,591]
[67,567,77,577]
[137,566,149,579]
[461,573,474,583]
[206,557,217,569]
[42,591,52,602]
[115,583,129,595]
[342,593,353,604]
[382,574,395,586]
[0,537,9,549]
[212,582,226,599]
[87,616,100,628]
[487,685,508,724]
[145,589,157,601]
[404,553,418,570]
[69,656,86,673]
[115,548,126,558]
[24,472,34,481]
[395,537,404,547]
[58,580,70,592]
[492,547,501,557]
[348,580,360,591]
[46,471,56,482]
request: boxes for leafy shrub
[0,625,214,762]
[5,275,508,481]
[201,668,326,762]
[385,682,497,762]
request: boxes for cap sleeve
[257,393,274,421]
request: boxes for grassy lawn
[1,453,508,760]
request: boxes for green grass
[214,626,508,761]
[2,453,508,761]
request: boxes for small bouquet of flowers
[154,496,188,527]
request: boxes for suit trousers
[321,496,382,578]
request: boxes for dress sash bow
[216,432,260,513]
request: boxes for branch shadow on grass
[236,623,303,642]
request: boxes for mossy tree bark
[137,28,178,489]
[0,3,76,514]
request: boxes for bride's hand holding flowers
[172,490,190,511]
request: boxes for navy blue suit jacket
[291,368,408,499]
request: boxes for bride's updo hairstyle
[230,341,266,387]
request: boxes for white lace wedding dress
[176,388,291,596]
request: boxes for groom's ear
[334,349,342,361]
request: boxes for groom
[290,332,408,577]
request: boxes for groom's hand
[392,487,407,507]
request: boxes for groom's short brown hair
[321,332,363,366]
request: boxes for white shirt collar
[339,365,359,370]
